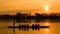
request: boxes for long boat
[8,25,49,28]
[8,21,49,28]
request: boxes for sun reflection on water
[45,22,49,26]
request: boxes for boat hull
[8,26,49,28]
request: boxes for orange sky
[0,0,60,15]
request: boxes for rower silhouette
[13,20,15,34]
[13,20,15,26]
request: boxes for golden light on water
[45,28,49,32]
[44,22,49,33]
[45,22,49,26]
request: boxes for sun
[44,5,49,12]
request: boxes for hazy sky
[0,0,60,14]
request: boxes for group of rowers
[18,24,40,28]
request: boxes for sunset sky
[0,0,60,15]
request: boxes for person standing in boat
[13,20,15,27]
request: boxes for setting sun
[44,5,49,12]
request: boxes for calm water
[0,19,60,34]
